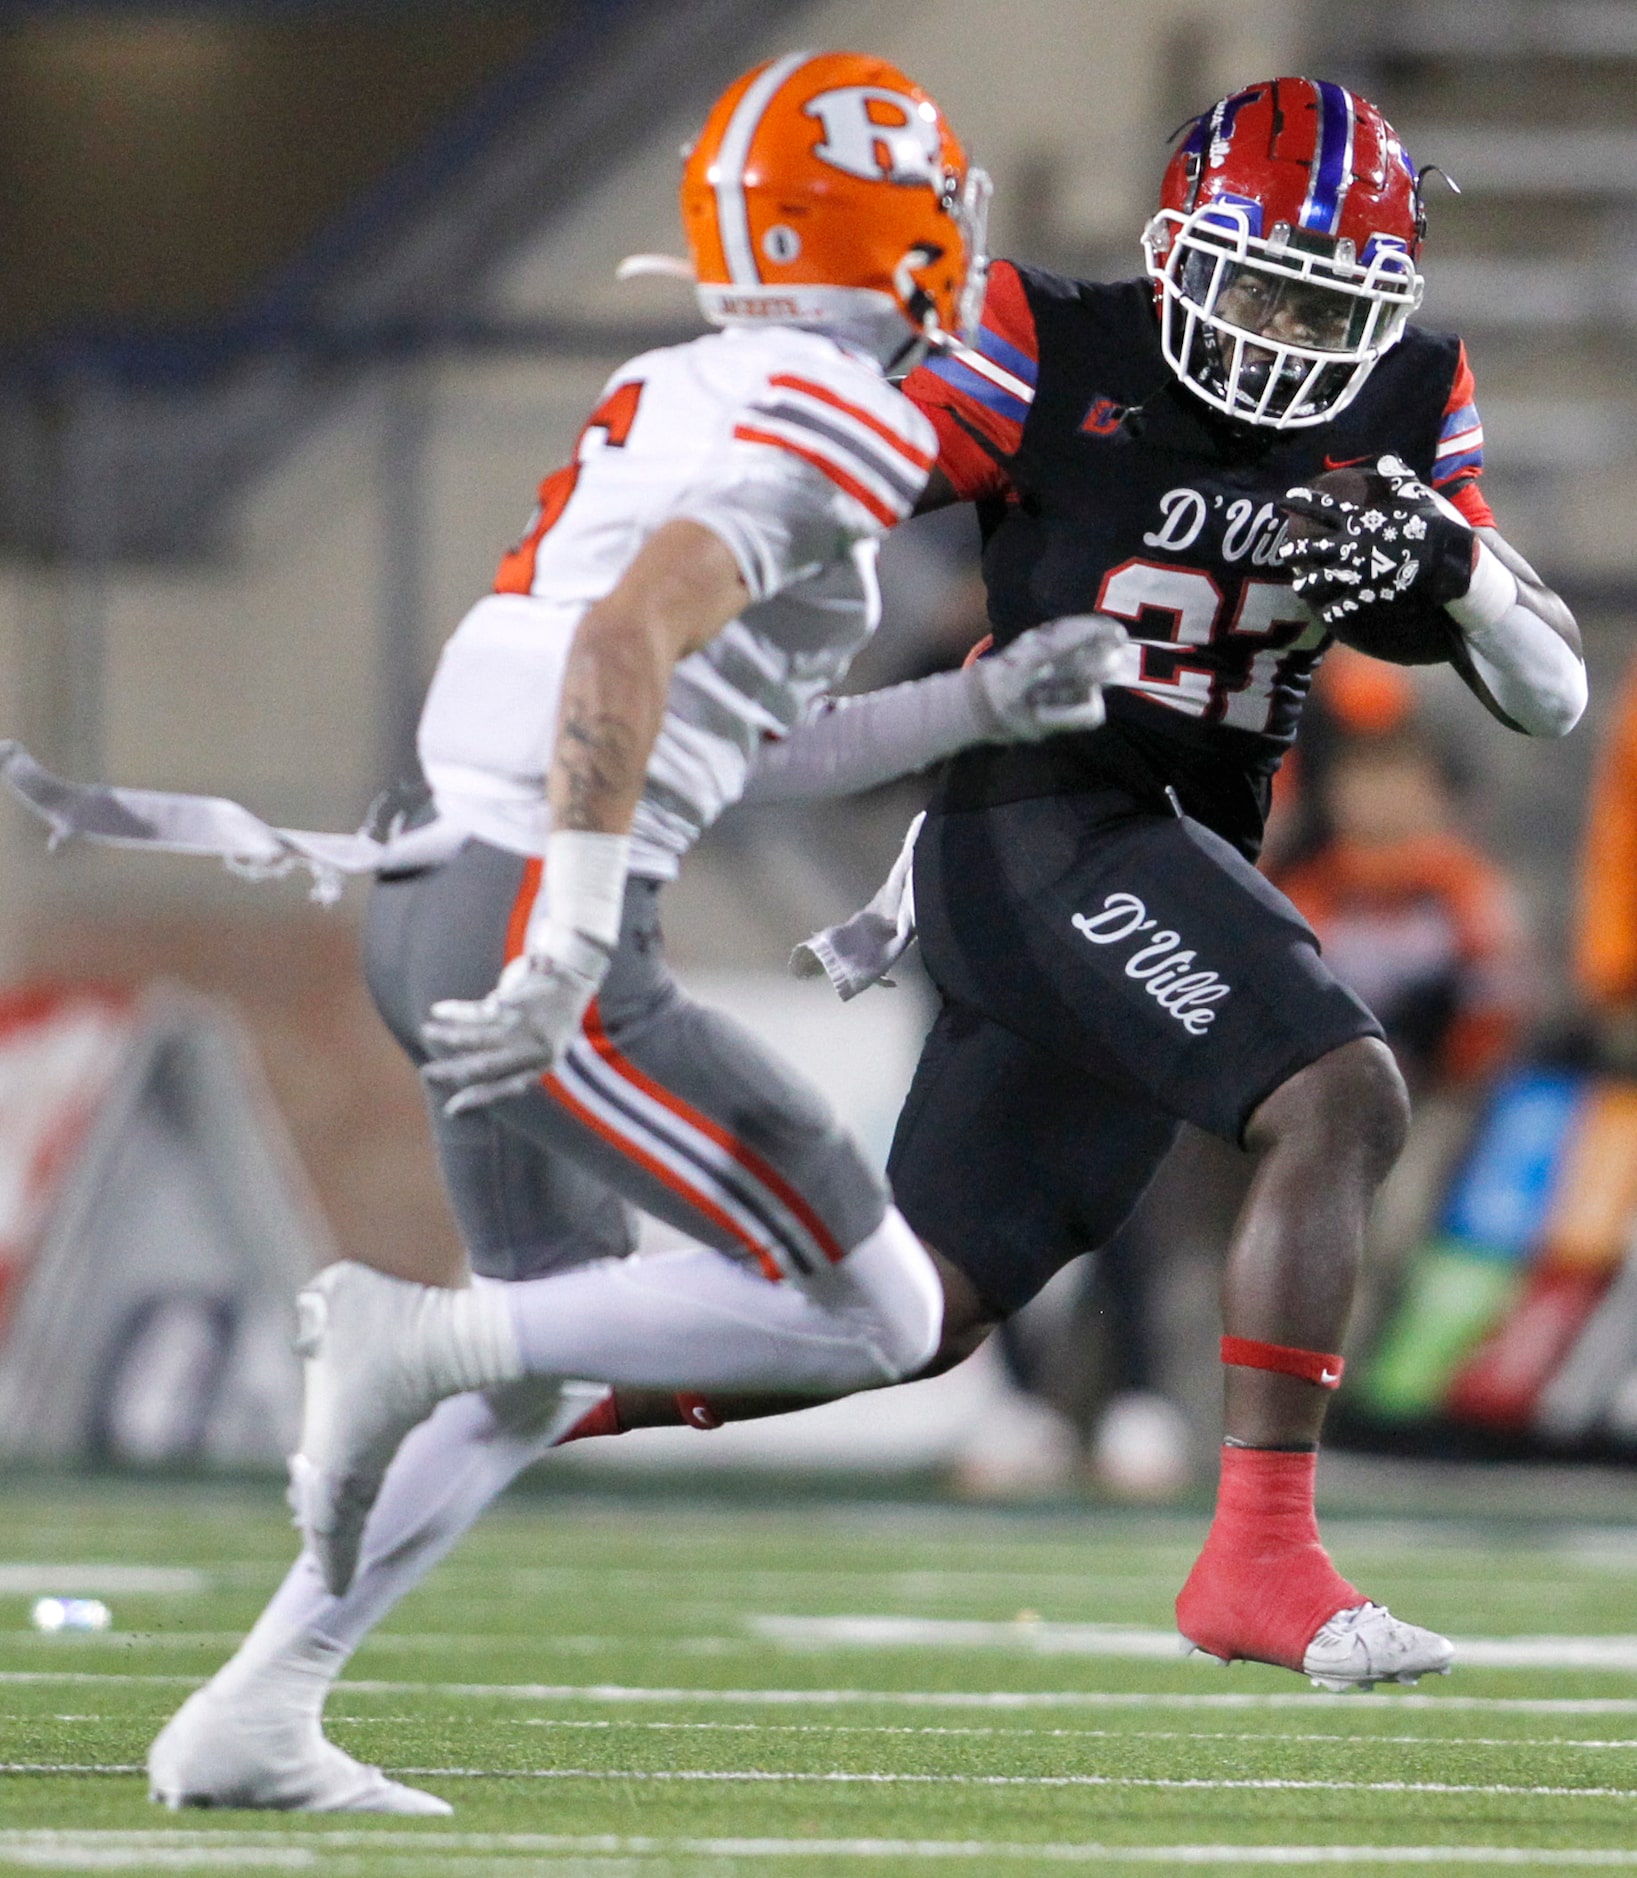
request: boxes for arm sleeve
[1431,341,1495,529]
[1453,578,1587,739]
[1428,344,1585,737]
[902,260,1037,502]
[1577,661,1637,1008]
[743,667,996,803]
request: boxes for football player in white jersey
[143,51,1127,1814]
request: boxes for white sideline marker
[8,1833,1637,1868]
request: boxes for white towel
[0,741,465,904]
[789,811,922,1001]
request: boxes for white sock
[216,1214,941,1710]
[215,1379,601,1705]
[505,1209,942,1394]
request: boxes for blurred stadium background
[1,0,1635,1487]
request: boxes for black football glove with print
[1277,454,1479,629]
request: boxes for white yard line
[0,1852,310,1871]
[0,1673,199,1687]
[0,1765,144,1775]
[0,1566,209,1596]
[3,1633,634,1653]
[8,1615,1637,1679]
[328,1717,1637,1748]
[18,1670,1637,1715]
[6,1635,275,1652]
[7,1833,1637,1868]
[752,1615,1637,1671]
[299,1771,1637,1797]
[6,1763,1637,1798]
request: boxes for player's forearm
[1447,529,1586,738]
[745,614,1127,801]
[745,667,992,803]
[549,614,671,836]
[547,518,748,835]
[544,519,747,948]
[537,617,665,953]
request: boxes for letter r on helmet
[805,87,943,183]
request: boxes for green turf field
[6,1475,1637,1873]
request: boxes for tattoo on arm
[556,707,641,832]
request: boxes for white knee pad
[826,1206,944,1383]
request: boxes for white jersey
[417,324,937,877]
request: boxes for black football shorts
[887,790,1381,1316]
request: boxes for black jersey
[903,261,1491,858]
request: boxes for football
[1280,466,1459,666]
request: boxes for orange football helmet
[680,50,989,366]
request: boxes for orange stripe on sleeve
[733,424,901,527]
[767,375,936,471]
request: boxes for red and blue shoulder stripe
[903,260,1039,500]
[1432,341,1494,527]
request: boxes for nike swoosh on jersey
[1321,453,1375,471]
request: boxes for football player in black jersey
[882,76,1583,1686]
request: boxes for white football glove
[421,928,610,1114]
[972,613,1131,742]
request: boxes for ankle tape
[1221,1336,1344,1390]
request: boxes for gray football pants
[363,839,890,1285]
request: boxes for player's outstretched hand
[973,613,1131,742]
[1277,454,1477,628]
[421,930,610,1112]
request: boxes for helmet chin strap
[887,247,943,375]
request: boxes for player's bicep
[585,519,748,663]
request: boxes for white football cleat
[148,1682,451,1815]
[1302,1601,1455,1692]
[291,1262,519,1596]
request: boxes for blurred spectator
[1275,713,1531,1095]
[1261,650,1420,876]
[1577,654,1637,1066]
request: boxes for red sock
[555,1392,624,1445]
[1175,1447,1361,1670]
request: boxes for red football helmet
[680,50,990,369]
[1142,77,1425,429]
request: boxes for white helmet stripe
[713,49,815,286]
